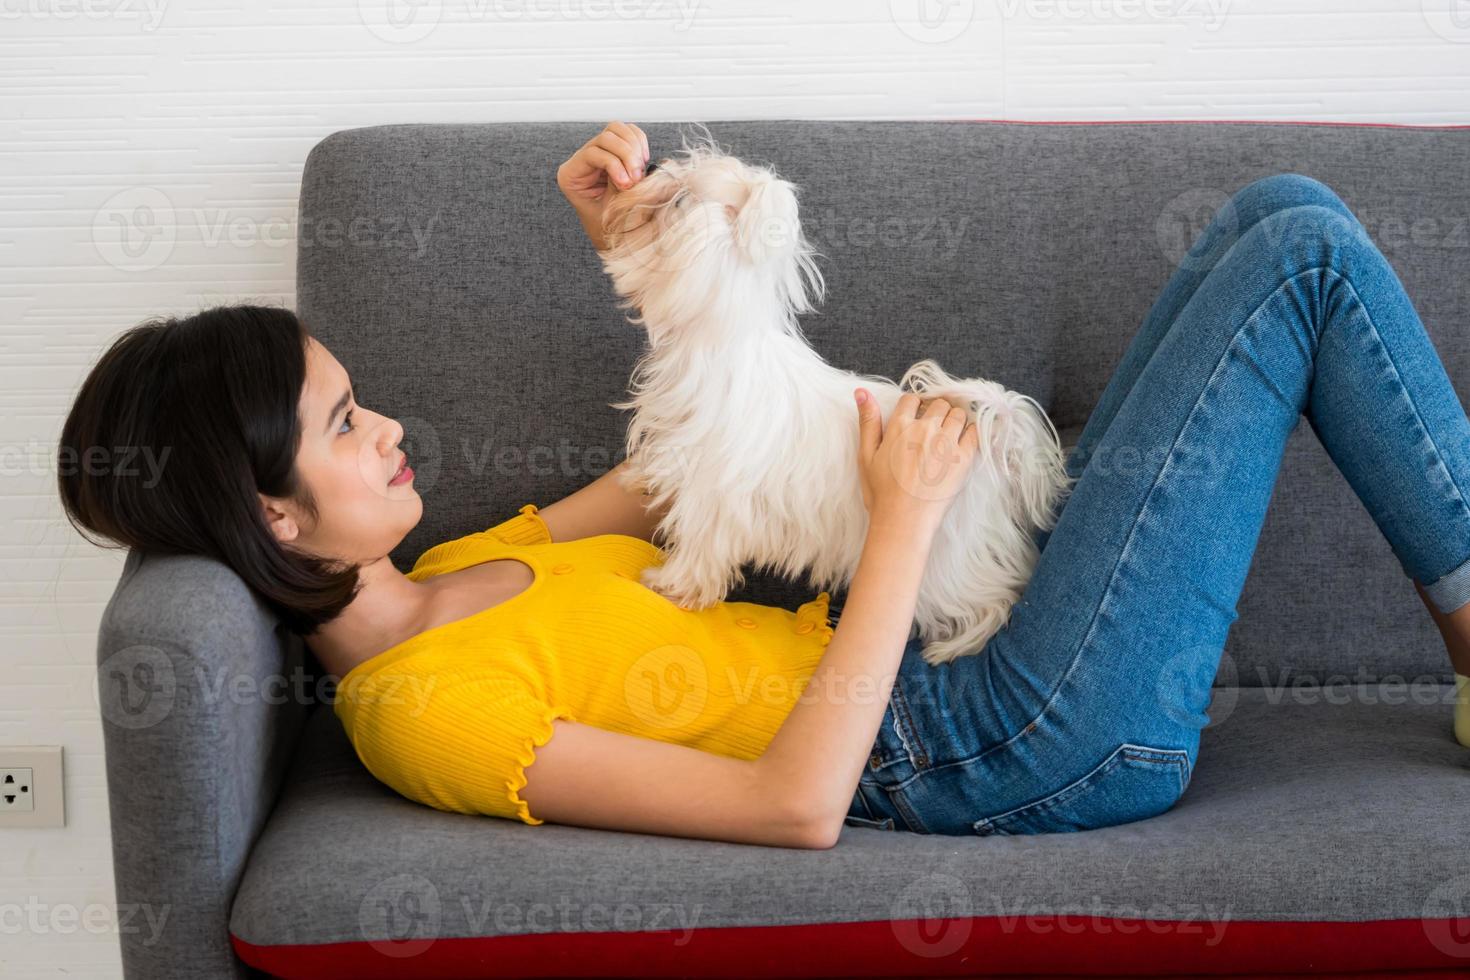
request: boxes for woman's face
[259,336,422,562]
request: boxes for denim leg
[880,174,1470,834]
[1307,245,1470,613]
[1037,173,1365,553]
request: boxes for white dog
[596,129,1074,666]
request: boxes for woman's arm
[759,391,976,846]
[536,119,661,542]
[760,515,933,845]
[518,719,822,848]
[534,123,663,543]
[536,459,670,544]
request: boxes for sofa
[96,120,1470,979]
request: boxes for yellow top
[332,503,836,825]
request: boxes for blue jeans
[839,173,1470,836]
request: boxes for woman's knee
[1230,172,1355,225]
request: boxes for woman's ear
[258,492,301,544]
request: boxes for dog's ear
[726,174,802,267]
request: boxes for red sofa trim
[954,118,1470,129]
[231,915,1470,978]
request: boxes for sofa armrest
[97,548,317,979]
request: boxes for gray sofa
[97,121,1470,979]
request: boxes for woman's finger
[627,123,651,165]
[592,131,640,185]
[609,121,648,166]
[576,147,628,192]
[604,120,643,157]
[854,389,880,467]
[601,123,646,180]
[920,396,951,421]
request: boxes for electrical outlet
[0,768,34,811]
[0,746,64,828]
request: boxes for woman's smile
[389,453,413,486]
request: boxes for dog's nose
[645,160,660,174]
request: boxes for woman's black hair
[57,304,362,636]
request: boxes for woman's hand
[854,389,980,534]
[557,121,651,250]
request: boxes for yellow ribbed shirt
[332,503,836,826]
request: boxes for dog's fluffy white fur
[597,127,1074,665]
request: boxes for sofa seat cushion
[228,683,1470,978]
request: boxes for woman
[58,122,1470,849]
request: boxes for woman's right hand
[854,388,980,533]
[556,121,650,249]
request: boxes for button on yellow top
[551,563,574,575]
[736,617,757,629]
[795,622,814,635]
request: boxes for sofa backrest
[295,120,1470,687]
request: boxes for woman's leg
[865,173,1470,835]
[1036,175,1369,552]
[1043,174,1470,744]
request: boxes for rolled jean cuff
[1424,552,1470,615]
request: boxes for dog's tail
[898,358,1075,532]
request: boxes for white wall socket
[0,746,64,828]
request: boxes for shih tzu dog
[595,128,1073,666]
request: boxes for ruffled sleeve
[797,590,836,646]
[341,669,576,825]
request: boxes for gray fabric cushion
[297,120,1470,687]
[230,683,1470,965]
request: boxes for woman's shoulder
[411,503,553,576]
[483,503,553,546]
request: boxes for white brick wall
[3,1,1467,975]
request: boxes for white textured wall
[3,1,1468,975]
